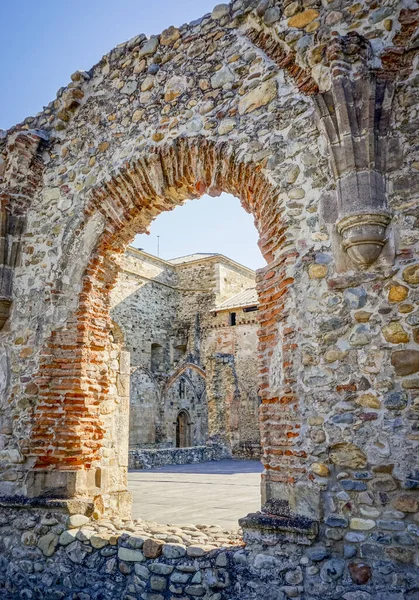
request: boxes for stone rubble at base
[0,504,418,599]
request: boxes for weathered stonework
[0,130,47,329]
[111,248,261,460]
[129,445,229,469]
[1,0,419,596]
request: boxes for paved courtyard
[128,459,263,529]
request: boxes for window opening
[151,343,164,372]
[243,305,258,313]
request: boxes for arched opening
[176,409,190,448]
[173,343,187,366]
[178,377,186,399]
[163,365,207,448]
[122,189,264,470]
[107,186,266,523]
[29,139,295,519]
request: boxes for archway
[164,364,207,447]
[2,4,392,523]
[165,362,206,393]
[176,409,191,448]
[27,139,294,512]
[1,3,419,595]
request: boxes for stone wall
[202,307,261,457]
[215,261,256,304]
[1,503,418,599]
[110,248,261,457]
[0,0,419,595]
[129,445,230,469]
[111,249,181,369]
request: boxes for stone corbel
[0,130,47,330]
[314,33,394,269]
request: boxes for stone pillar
[24,286,132,518]
[0,129,47,500]
[243,29,419,574]
[250,32,413,536]
[0,130,46,330]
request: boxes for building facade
[110,247,261,459]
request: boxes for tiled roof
[215,287,258,311]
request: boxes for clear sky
[135,194,263,270]
[1,0,265,270]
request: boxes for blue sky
[1,1,265,270]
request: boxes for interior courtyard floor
[128,459,263,529]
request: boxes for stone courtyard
[128,460,263,527]
[1,0,419,598]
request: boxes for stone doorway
[176,410,191,448]
[18,139,289,513]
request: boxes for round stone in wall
[403,264,419,285]
[329,443,367,469]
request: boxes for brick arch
[29,137,299,505]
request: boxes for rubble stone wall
[129,444,230,469]
[1,504,419,599]
[0,0,419,595]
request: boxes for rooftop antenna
[157,236,160,257]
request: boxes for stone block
[118,547,145,562]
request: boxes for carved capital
[314,33,395,268]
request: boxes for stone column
[24,263,132,518]
[245,32,404,542]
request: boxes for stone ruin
[111,247,261,468]
[0,0,419,598]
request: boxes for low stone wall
[0,504,241,600]
[1,503,419,599]
[231,442,261,460]
[129,445,230,469]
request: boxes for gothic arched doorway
[176,410,191,448]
